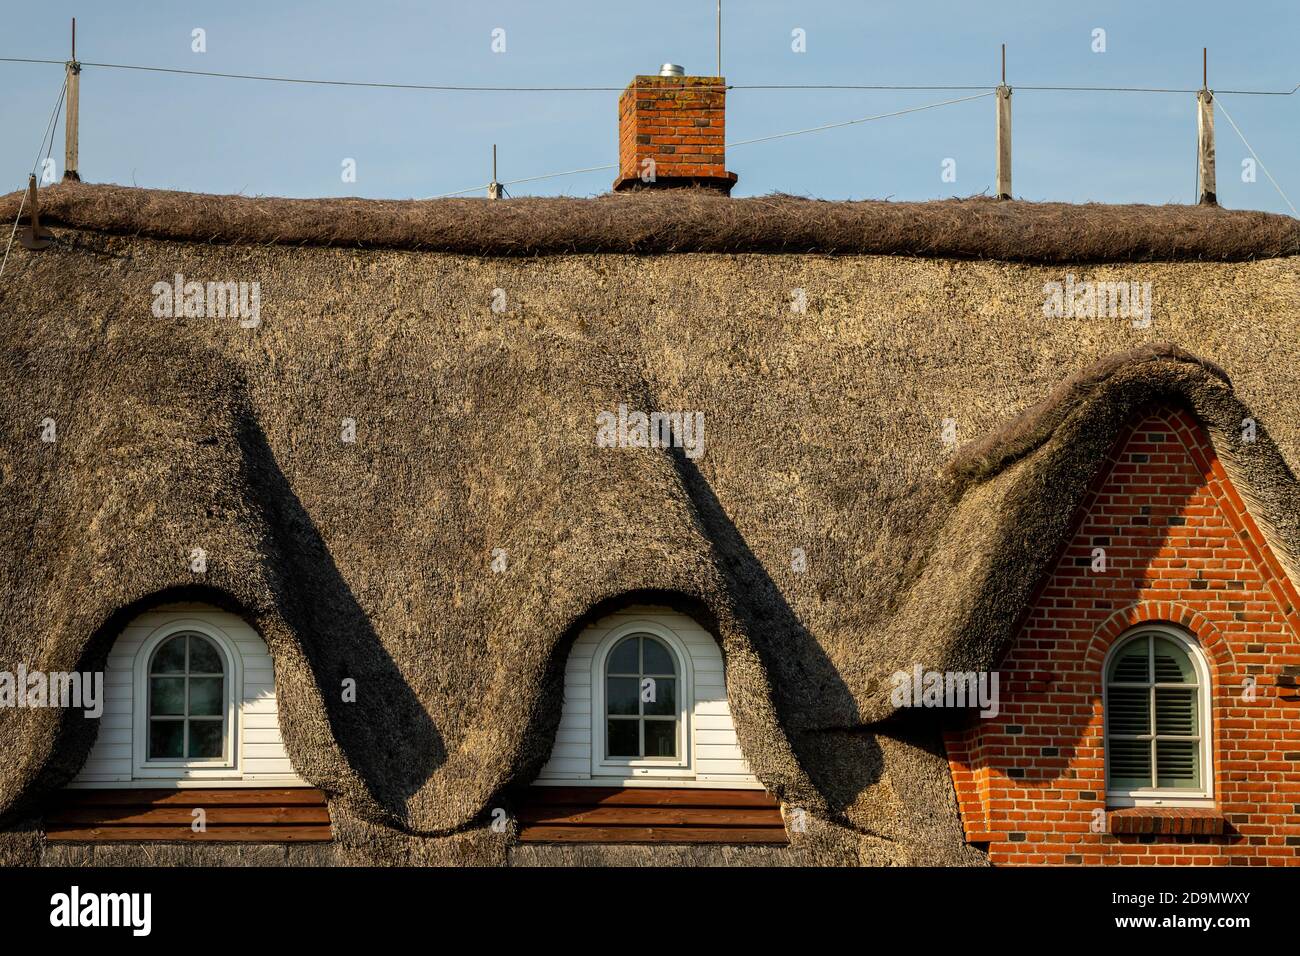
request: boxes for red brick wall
[616,75,727,182]
[945,406,1300,865]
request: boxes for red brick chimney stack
[612,64,737,195]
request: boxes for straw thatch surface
[2,181,1298,260]
[0,187,1296,865]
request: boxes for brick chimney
[613,64,737,195]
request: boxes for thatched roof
[0,184,1297,865]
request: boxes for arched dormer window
[537,607,762,788]
[1104,625,1212,806]
[591,621,694,777]
[135,623,239,774]
[526,607,784,845]
[58,604,328,845]
[603,633,681,760]
[65,606,307,786]
[146,632,229,762]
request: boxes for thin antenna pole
[716,0,722,76]
[72,17,76,60]
[1202,47,1207,89]
[1001,43,1005,85]
[488,144,502,199]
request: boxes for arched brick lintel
[1085,601,1237,684]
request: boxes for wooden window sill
[45,788,332,843]
[516,786,789,845]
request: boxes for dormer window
[604,634,681,760]
[56,604,329,845]
[526,607,785,845]
[146,632,228,762]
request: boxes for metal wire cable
[1,57,1296,95]
[1015,83,1300,95]
[1214,94,1297,217]
[1,76,67,282]
[427,163,617,199]
[425,91,992,198]
[727,91,991,147]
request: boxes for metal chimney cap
[658,63,685,77]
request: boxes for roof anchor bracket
[19,175,55,251]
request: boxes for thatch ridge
[944,344,1232,486]
[2,182,1298,261]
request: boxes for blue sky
[1,0,1296,211]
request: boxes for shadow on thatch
[235,411,444,815]
[665,444,885,816]
[499,437,888,825]
[666,445,857,718]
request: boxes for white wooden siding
[537,606,761,789]
[69,603,308,788]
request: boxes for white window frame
[132,619,241,779]
[1102,624,1213,808]
[590,621,694,779]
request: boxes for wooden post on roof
[64,18,81,182]
[1197,49,1216,205]
[995,45,1011,200]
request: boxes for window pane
[187,719,224,759]
[643,677,676,716]
[1156,739,1200,788]
[1108,638,1149,683]
[642,638,676,675]
[151,636,187,674]
[149,720,184,759]
[607,719,639,757]
[644,719,677,758]
[607,637,639,674]
[150,677,186,716]
[1107,686,1150,736]
[1108,738,1152,789]
[1153,638,1195,684]
[189,677,224,717]
[606,677,638,716]
[188,636,224,674]
[1155,688,1197,736]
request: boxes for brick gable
[945,406,1300,865]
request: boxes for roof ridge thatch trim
[944,344,1232,487]
[2,182,1298,261]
